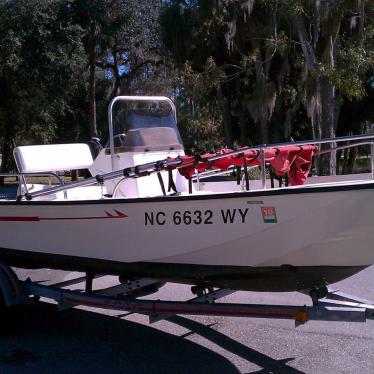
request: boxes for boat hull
[0,247,366,291]
[1,181,374,290]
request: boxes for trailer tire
[0,291,11,334]
[0,292,25,336]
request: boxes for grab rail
[0,172,65,199]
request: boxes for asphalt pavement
[0,266,373,373]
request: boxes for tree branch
[293,14,317,70]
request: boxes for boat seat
[13,143,94,173]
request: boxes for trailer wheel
[0,291,12,334]
[0,292,25,335]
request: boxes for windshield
[109,100,183,151]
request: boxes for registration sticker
[261,207,277,223]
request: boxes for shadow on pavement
[0,301,306,374]
[0,302,238,374]
[169,316,304,374]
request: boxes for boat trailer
[1,262,373,327]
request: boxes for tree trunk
[253,58,271,144]
[259,118,268,145]
[216,85,233,148]
[0,119,15,185]
[321,76,336,175]
[343,147,357,174]
[239,111,247,146]
[110,43,121,99]
[294,6,343,175]
[89,46,98,138]
[283,96,301,140]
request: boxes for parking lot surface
[0,266,373,373]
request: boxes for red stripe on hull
[0,210,128,222]
[0,216,40,222]
[41,215,126,221]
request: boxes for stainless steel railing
[0,172,65,199]
[196,133,374,190]
[3,133,374,200]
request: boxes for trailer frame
[1,262,373,328]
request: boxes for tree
[67,0,129,138]
[0,0,85,175]
[161,0,374,174]
[99,0,168,98]
[67,0,172,140]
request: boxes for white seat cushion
[14,143,93,173]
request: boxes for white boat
[1,96,374,292]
